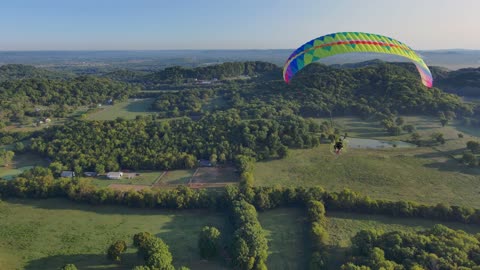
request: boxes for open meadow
[0,199,227,270]
[86,99,157,120]
[255,116,480,207]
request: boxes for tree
[146,250,174,270]
[410,132,421,145]
[0,150,14,167]
[209,154,218,166]
[431,133,445,145]
[277,145,289,158]
[95,163,106,174]
[395,117,404,126]
[133,232,153,249]
[198,226,222,259]
[60,264,78,270]
[467,141,480,154]
[462,152,477,167]
[48,161,65,177]
[402,124,415,133]
[13,142,25,152]
[107,240,127,262]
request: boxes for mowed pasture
[0,199,228,270]
[255,116,480,208]
[86,98,157,120]
[86,171,163,188]
[190,166,239,188]
[258,208,308,270]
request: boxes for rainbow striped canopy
[283,32,433,88]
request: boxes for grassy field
[159,169,195,185]
[326,211,480,269]
[258,208,480,270]
[258,208,308,270]
[0,153,49,180]
[192,166,239,184]
[0,199,227,270]
[86,171,163,187]
[87,99,157,120]
[255,116,480,207]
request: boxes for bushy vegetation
[342,225,480,269]
[198,226,222,259]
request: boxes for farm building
[60,171,75,178]
[198,159,212,167]
[106,172,123,179]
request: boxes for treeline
[229,200,268,270]
[30,110,318,171]
[342,225,480,269]
[4,168,480,226]
[306,200,329,270]
[143,61,280,86]
[0,167,216,209]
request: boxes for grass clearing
[191,166,239,184]
[85,171,163,187]
[87,98,156,120]
[258,208,307,270]
[159,169,195,185]
[254,145,480,207]
[0,199,227,270]
[0,153,49,180]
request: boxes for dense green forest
[30,111,318,171]
[148,62,473,121]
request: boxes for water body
[347,138,416,149]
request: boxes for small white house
[106,172,123,180]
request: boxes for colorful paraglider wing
[283,32,433,88]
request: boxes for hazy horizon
[2,0,480,51]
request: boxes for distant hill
[0,64,72,82]
[436,67,480,96]
[1,49,479,72]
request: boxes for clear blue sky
[2,0,480,50]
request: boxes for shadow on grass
[326,212,480,234]
[24,252,141,270]
[4,198,219,216]
[124,99,155,113]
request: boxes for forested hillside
[436,67,480,96]
[0,64,72,81]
